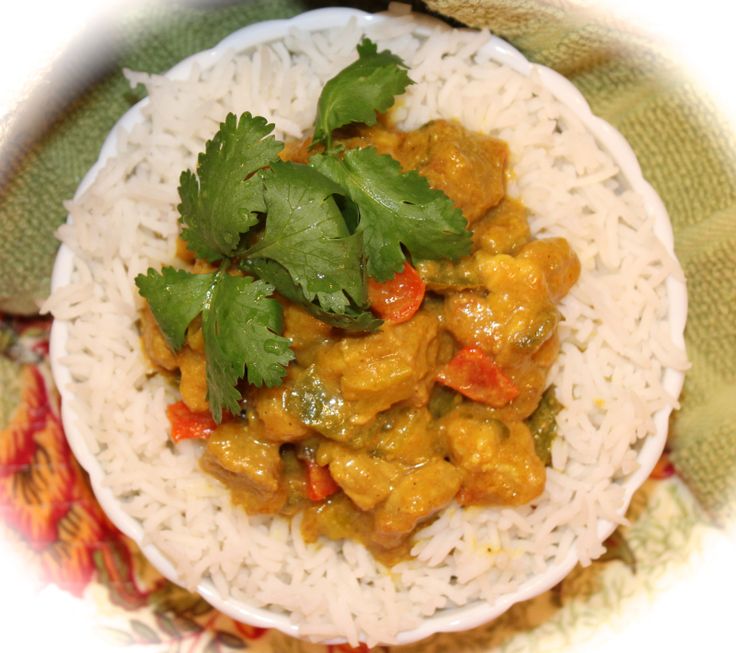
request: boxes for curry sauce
[141,119,580,563]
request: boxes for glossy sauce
[141,119,580,563]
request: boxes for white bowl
[49,6,687,645]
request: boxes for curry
[141,118,580,564]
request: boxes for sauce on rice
[140,119,580,564]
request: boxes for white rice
[45,13,689,646]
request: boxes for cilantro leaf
[313,37,412,148]
[247,161,367,307]
[311,148,472,281]
[178,112,282,261]
[202,271,294,422]
[136,266,293,422]
[135,267,214,350]
[136,41,487,422]
[244,258,382,332]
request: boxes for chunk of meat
[477,253,561,360]
[279,448,311,516]
[282,303,334,367]
[202,422,282,493]
[499,356,555,422]
[472,198,531,255]
[141,307,211,414]
[301,493,377,553]
[177,346,209,413]
[445,254,559,366]
[252,384,312,443]
[395,120,508,224]
[314,311,440,425]
[372,460,463,549]
[201,421,285,513]
[370,408,447,466]
[316,441,401,511]
[443,292,496,353]
[442,405,545,506]
[517,238,581,302]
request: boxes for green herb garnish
[178,112,281,262]
[312,37,412,150]
[525,385,563,465]
[136,267,293,422]
[247,161,366,307]
[136,38,472,422]
[242,258,382,332]
[311,147,471,280]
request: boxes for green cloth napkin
[2,0,735,521]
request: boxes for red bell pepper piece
[166,401,220,443]
[367,260,425,324]
[305,460,340,502]
[436,346,519,407]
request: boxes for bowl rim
[49,5,688,645]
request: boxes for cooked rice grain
[45,16,687,646]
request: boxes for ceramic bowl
[49,6,687,645]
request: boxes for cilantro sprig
[311,147,472,281]
[178,112,281,262]
[136,37,472,422]
[313,38,412,150]
[136,267,293,422]
[202,273,293,420]
[247,161,367,308]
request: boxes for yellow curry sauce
[141,119,580,564]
